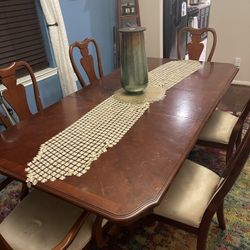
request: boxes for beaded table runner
[26,60,201,185]
[114,60,201,104]
[113,85,165,104]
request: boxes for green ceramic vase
[119,27,148,94]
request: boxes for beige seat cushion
[199,110,238,144]
[0,189,106,250]
[154,160,221,228]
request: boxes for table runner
[26,60,201,185]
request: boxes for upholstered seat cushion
[0,189,105,250]
[154,160,221,228]
[199,110,238,144]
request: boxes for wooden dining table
[0,58,238,224]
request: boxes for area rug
[0,117,249,249]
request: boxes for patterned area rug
[0,116,249,249]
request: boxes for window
[0,0,49,73]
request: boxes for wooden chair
[0,61,43,193]
[177,27,217,61]
[69,38,104,88]
[177,27,245,165]
[198,98,250,163]
[153,121,250,250]
[0,189,106,250]
[0,113,11,129]
[0,61,43,123]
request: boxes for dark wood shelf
[116,0,141,67]
[120,14,140,19]
[117,0,141,28]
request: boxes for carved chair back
[177,27,217,61]
[206,120,250,219]
[69,38,104,88]
[0,113,11,129]
[0,61,43,123]
[227,98,250,159]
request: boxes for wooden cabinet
[116,0,141,66]
[118,0,141,28]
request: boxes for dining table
[0,58,238,227]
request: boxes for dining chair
[177,27,244,165]
[177,27,217,61]
[0,113,11,129]
[0,189,107,250]
[0,61,43,194]
[198,98,250,164]
[0,61,43,123]
[69,38,104,88]
[153,121,250,250]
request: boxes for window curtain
[40,0,77,96]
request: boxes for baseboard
[232,80,250,87]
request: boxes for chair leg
[216,201,226,230]
[197,232,208,250]
[197,219,212,250]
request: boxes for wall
[209,0,250,83]
[34,0,117,105]
[28,74,62,111]
[139,0,163,58]
[1,1,117,129]
[60,0,117,77]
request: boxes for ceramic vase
[119,27,148,94]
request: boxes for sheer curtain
[40,0,77,96]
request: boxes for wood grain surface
[0,58,238,222]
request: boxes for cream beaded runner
[26,60,201,185]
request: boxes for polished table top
[0,58,238,222]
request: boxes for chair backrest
[177,27,217,61]
[69,38,104,88]
[227,98,250,160]
[0,61,43,123]
[207,119,250,215]
[0,113,11,129]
